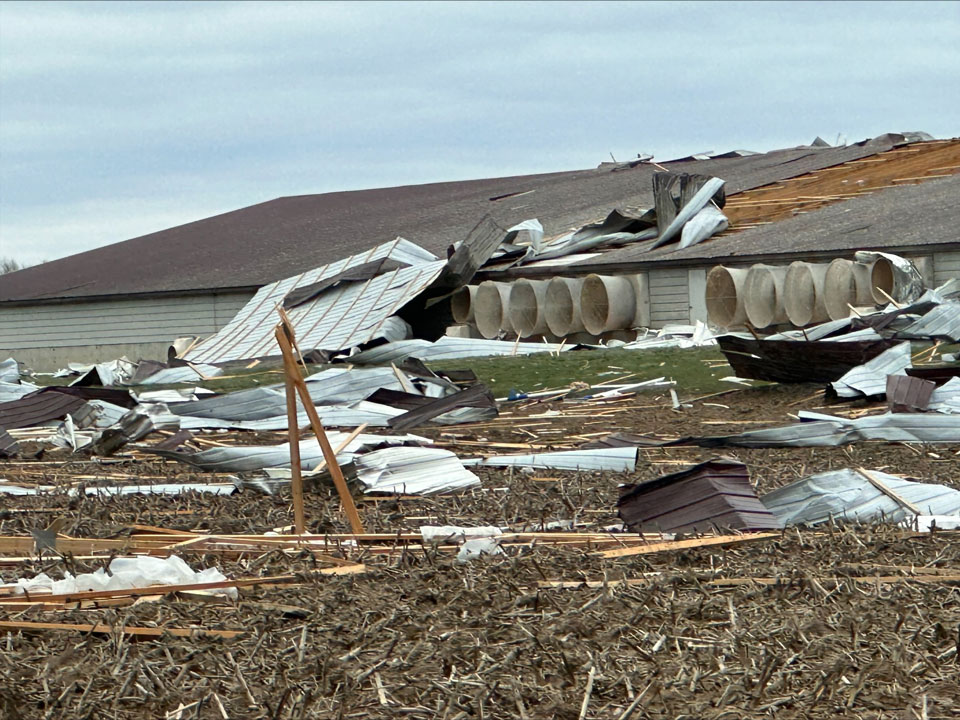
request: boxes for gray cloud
[1,0,958,264]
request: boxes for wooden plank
[278,325,306,535]
[595,532,779,558]
[276,314,364,535]
[856,467,922,515]
[0,620,243,639]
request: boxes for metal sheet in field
[184,238,445,364]
[761,469,960,526]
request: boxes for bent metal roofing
[0,135,929,304]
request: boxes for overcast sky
[1,1,957,266]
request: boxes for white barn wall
[0,291,253,369]
[933,251,960,286]
[647,267,691,327]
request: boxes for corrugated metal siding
[647,268,691,327]
[933,251,960,286]
[0,292,253,349]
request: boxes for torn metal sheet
[184,237,445,364]
[761,469,960,526]
[71,400,131,430]
[134,388,213,404]
[0,381,39,403]
[678,204,729,249]
[135,364,224,385]
[282,257,408,309]
[0,358,19,384]
[173,400,405,431]
[345,446,480,495]
[830,342,912,398]
[388,383,496,432]
[651,175,726,250]
[66,358,137,387]
[167,367,411,422]
[347,336,572,364]
[676,411,960,448]
[898,301,960,342]
[149,431,427,472]
[303,366,413,403]
[620,321,717,350]
[617,458,781,533]
[463,447,637,472]
[927,377,960,414]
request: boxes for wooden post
[278,327,306,535]
[275,318,365,535]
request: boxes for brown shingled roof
[0,136,923,304]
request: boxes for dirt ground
[1,382,959,719]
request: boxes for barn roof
[1,132,952,304]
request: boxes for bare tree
[0,257,26,274]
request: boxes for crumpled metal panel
[0,381,39,404]
[830,342,912,398]
[761,468,960,526]
[349,447,480,494]
[150,431,427,472]
[463,446,637,472]
[928,377,960,414]
[682,411,960,448]
[651,176,726,250]
[348,336,572,364]
[166,367,409,423]
[185,238,445,364]
[0,358,19,384]
[136,364,224,385]
[899,302,960,342]
[678,204,729,249]
[173,400,405,431]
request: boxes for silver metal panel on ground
[137,364,224,385]
[698,411,960,447]
[830,342,912,398]
[184,238,445,364]
[71,400,129,429]
[174,400,405,431]
[351,447,480,494]
[348,336,571,364]
[153,431,427,472]
[463,447,637,472]
[761,469,960,526]
[302,367,410,403]
[928,377,960,414]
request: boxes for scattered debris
[761,468,960,526]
